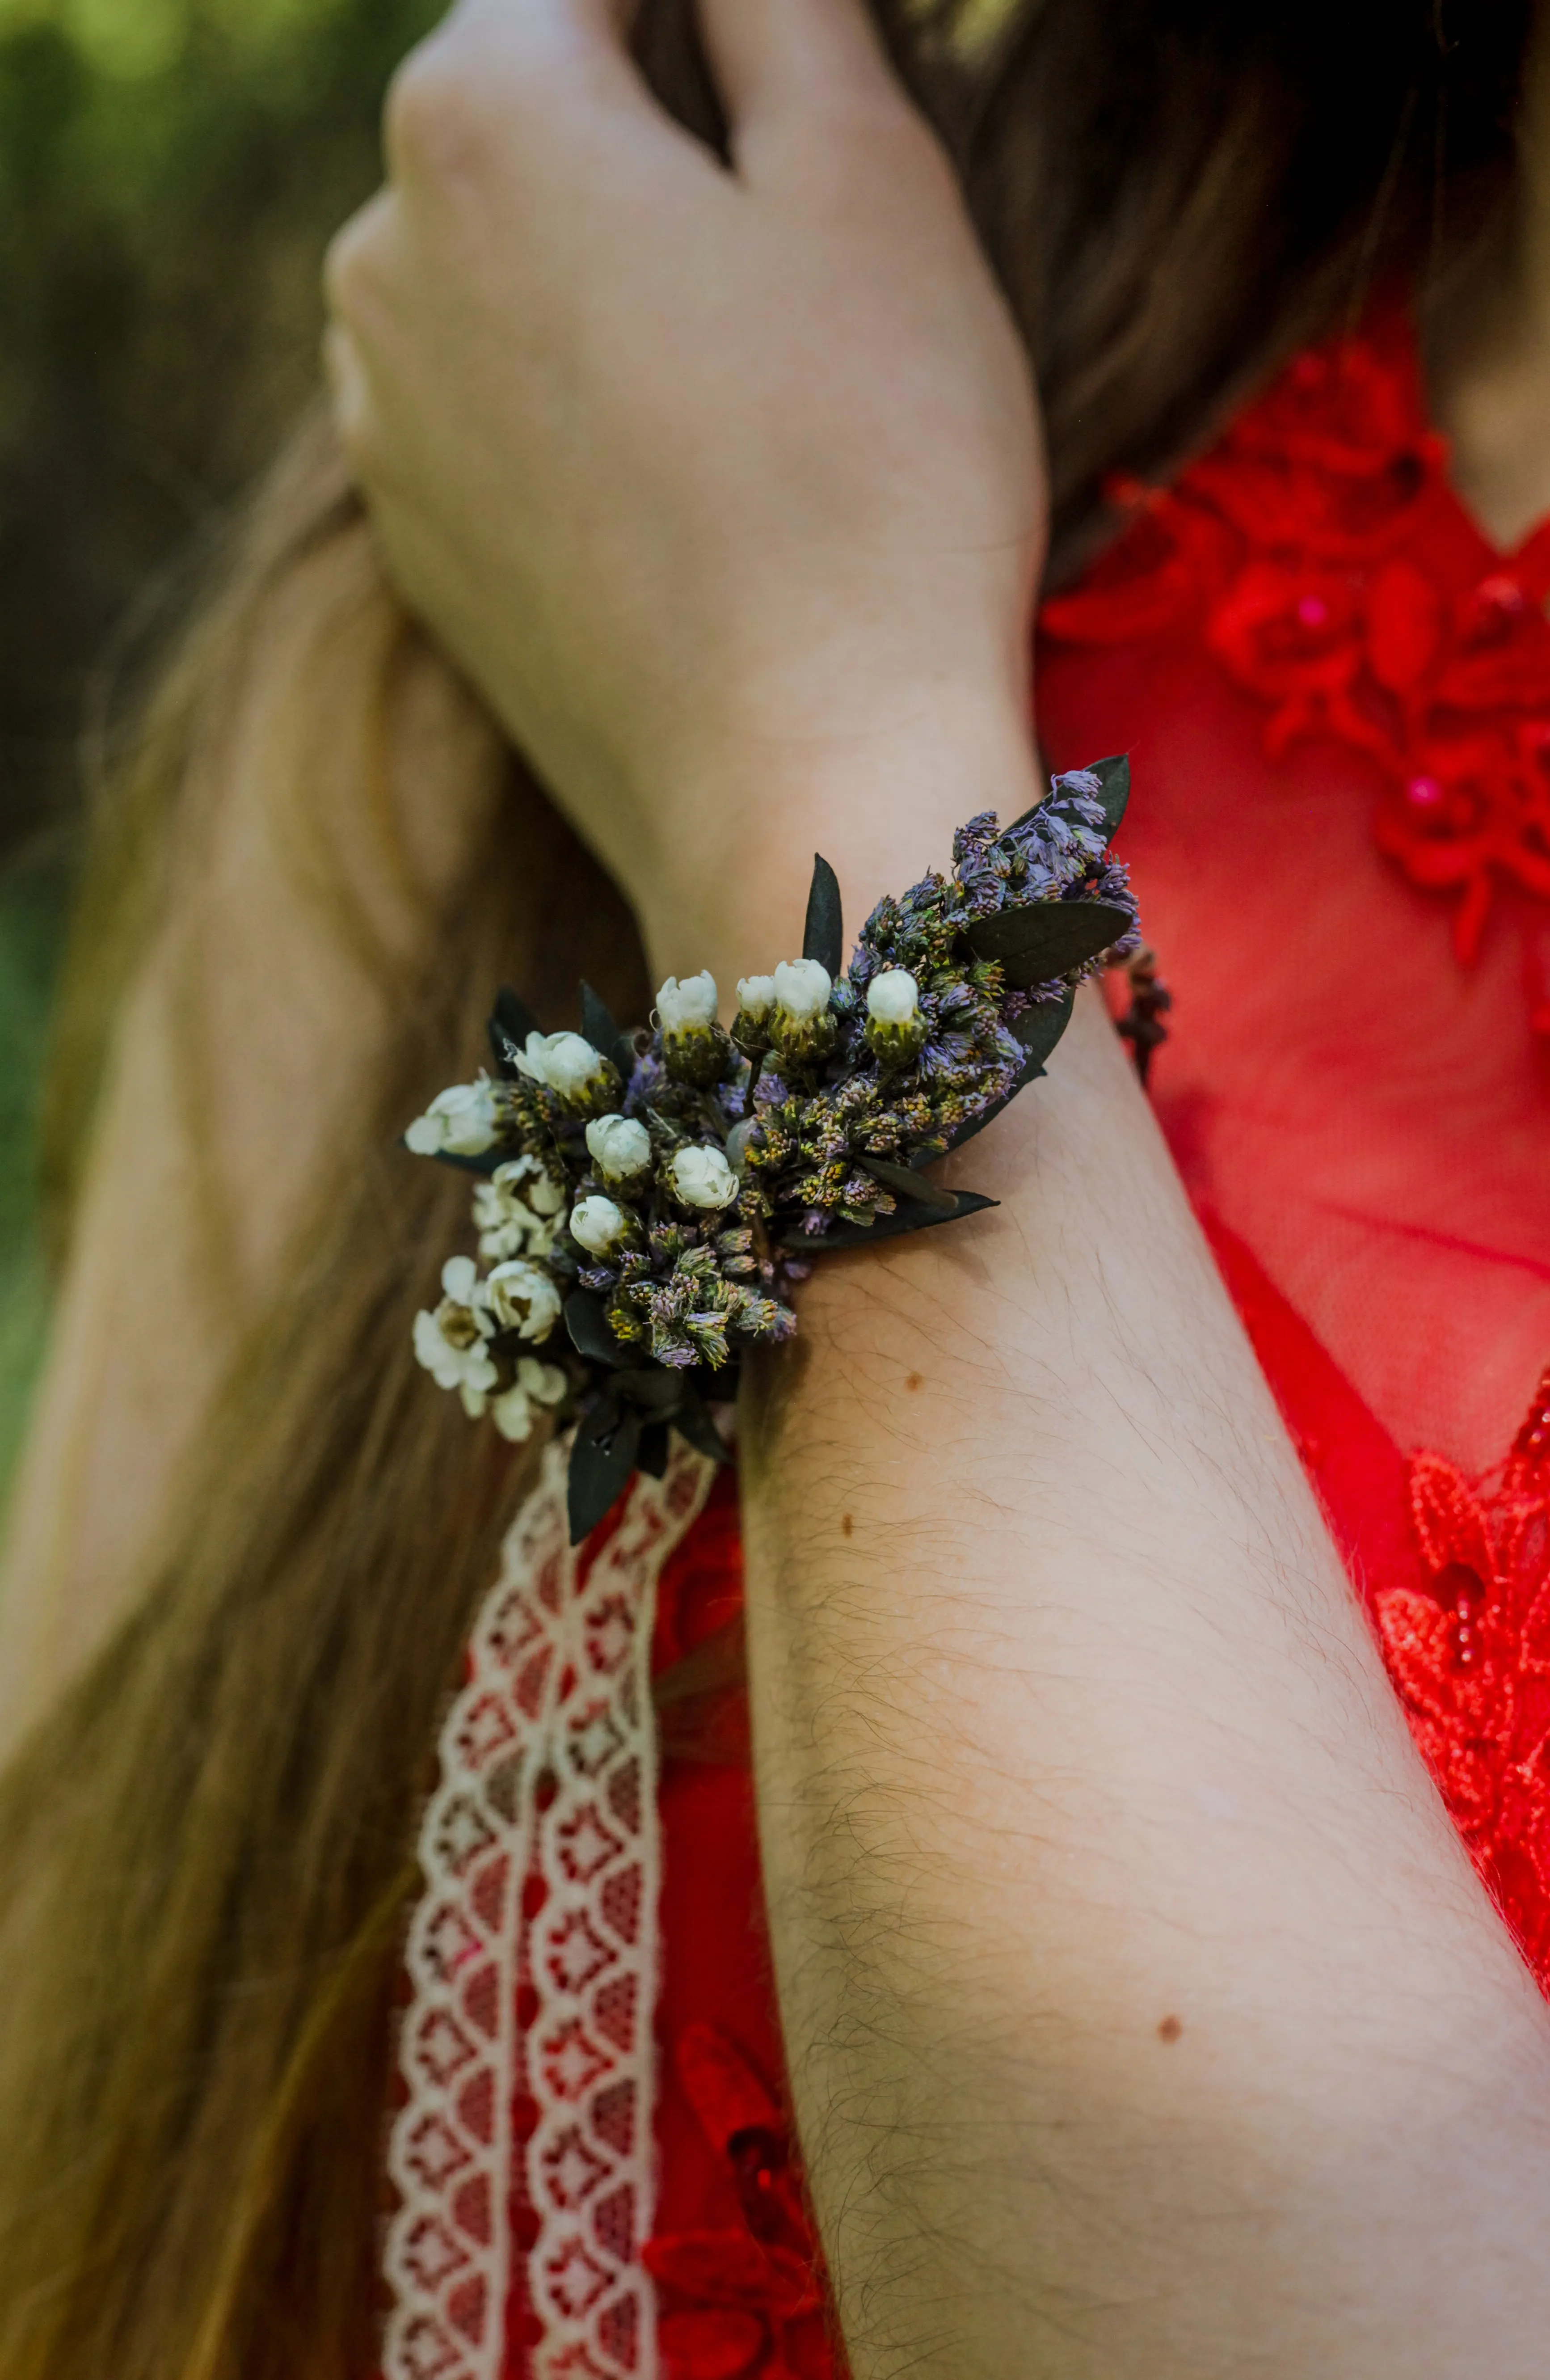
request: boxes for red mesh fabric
[1040,310,1550,1472]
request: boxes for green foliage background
[0,0,443,1498]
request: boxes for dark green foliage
[0,0,446,857]
[802,853,843,979]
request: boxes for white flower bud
[518,1355,569,1404]
[502,1156,565,1217]
[656,971,719,1032]
[404,1076,499,1158]
[735,975,777,1021]
[585,1113,652,1183]
[484,1258,562,1342]
[772,958,832,1023]
[866,968,920,1025]
[414,1259,499,1413]
[725,1118,757,1174]
[473,1157,564,1261]
[514,1030,614,1106]
[670,1144,739,1209]
[441,1255,484,1307]
[491,1357,569,1444]
[570,1194,632,1256]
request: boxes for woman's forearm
[733,970,1550,2377]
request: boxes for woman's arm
[327,3,1550,2367]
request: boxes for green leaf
[1089,751,1131,837]
[785,1189,998,1255]
[961,900,1133,986]
[580,980,636,1078]
[802,853,843,980]
[637,1420,671,1479]
[564,1289,628,1368]
[568,1404,642,1544]
[996,752,1131,846]
[672,1389,733,1466]
[619,1367,691,1418]
[418,1146,504,1177]
[857,1155,958,1214]
[489,983,541,1076]
[1011,987,1077,1065]
[943,992,1075,1156]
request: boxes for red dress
[386,312,1550,2380]
[640,309,1550,2377]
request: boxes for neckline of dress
[1404,309,1550,575]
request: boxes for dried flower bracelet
[405,753,1155,1541]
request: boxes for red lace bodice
[1043,309,1550,1005]
[1037,303,1550,1992]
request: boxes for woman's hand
[324,0,1045,982]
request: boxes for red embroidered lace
[1043,310,1550,1017]
[1380,1379,1550,1981]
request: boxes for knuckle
[384,35,500,181]
[322,210,377,324]
[321,324,375,468]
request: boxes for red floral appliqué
[1377,1370,1550,1981]
[1041,312,1550,1009]
[644,2026,840,2380]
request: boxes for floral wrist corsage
[406,754,1151,1540]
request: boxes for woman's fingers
[695,0,897,131]
[383,0,669,184]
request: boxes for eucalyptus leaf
[996,751,1131,846]
[489,984,542,1077]
[942,992,1076,1156]
[784,1189,998,1256]
[420,1145,504,1177]
[619,1366,690,1418]
[1011,988,1077,1064]
[580,980,636,1078]
[995,800,1041,844]
[672,1390,733,1467]
[637,1421,670,1480]
[802,853,843,980]
[1089,751,1131,837]
[564,1289,628,1369]
[568,1405,642,1544]
[942,1057,1044,1156]
[857,1155,959,1214]
[962,899,1133,985]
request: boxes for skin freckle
[1157,2014,1183,2044]
[905,1371,923,1392]
[841,1513,854,1538]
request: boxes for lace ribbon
[383,1436,716,2380]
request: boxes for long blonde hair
[0,0,1527,2369]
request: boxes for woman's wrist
[633,688,1045,999]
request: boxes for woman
[1,0,1549,2370]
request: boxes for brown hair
[0,1,1530,2370]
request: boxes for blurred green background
[0,0,444,1501]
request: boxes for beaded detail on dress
[1041,311,1550,1021]
[383,1439,713,2380]
[1379,1372,1550,1982]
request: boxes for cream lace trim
[382,1436,715,2380]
